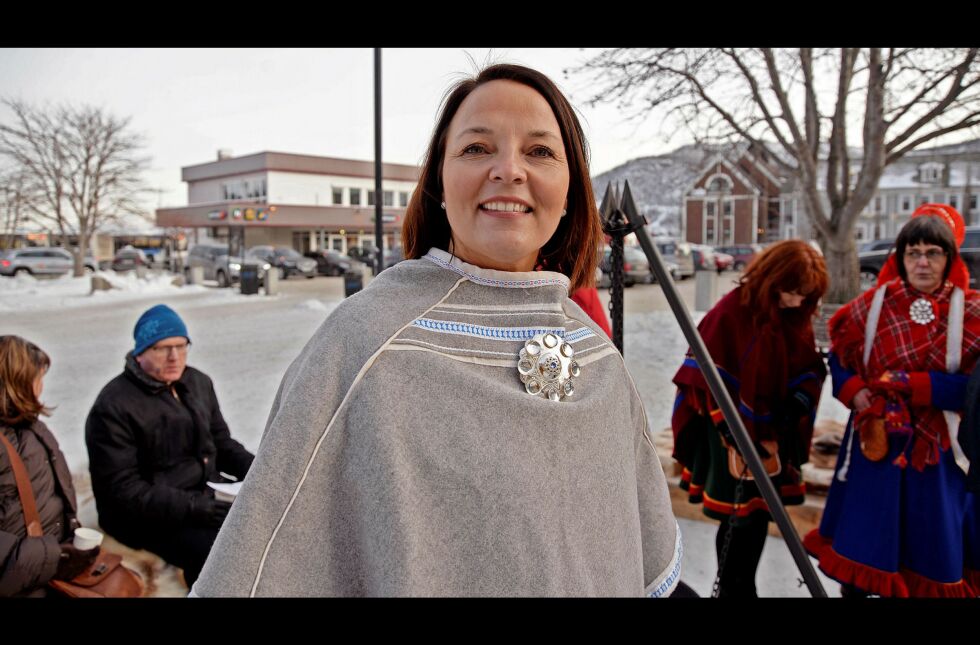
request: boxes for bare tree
[0,169,35,249]
[572,48,980,302]
[0,100,151,276]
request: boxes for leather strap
[0,429,44,537]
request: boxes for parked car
[186,243,271,287]
[247,245,317,279]
[111,246,149,272]
[715,244,763,271]
[857,237,896,290]
[347,246,376,266]
[0,247,97,277]
[598,245,677,288]
[858,227,980,291]
[714,251,735,273]
[689,244,717,271]
[347,246,405,272]
[305,249,353,276]
[654,239,695,280]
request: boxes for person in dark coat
[0,336,98,597]
[86,304,254,587]
[671,240,829,597]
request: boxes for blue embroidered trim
[423,252,568,289]
[738,400,773,423]
[411,318,597,344]
[564,327,597,343]
[412,318,566,341]
[648,523,683,598]
[682,357,740,390]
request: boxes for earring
[561,209,567,217]
[440,201,446,210]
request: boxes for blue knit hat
[133,304,190,356]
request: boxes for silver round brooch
[909,297,935,325]
[518,332,579,402]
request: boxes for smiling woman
[190,64,680,598]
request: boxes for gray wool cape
[191,248,681,597]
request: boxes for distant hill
[591,144,716,238]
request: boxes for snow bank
[0,271,207,312]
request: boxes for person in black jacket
[86,304,253,587]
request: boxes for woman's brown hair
[0,335,52,426]
[739,240,829,327]
[402,63,603,291]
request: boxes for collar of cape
[423,247,570,293]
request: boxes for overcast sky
[0,48,691,211]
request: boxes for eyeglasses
[904,249,946,262]
[147,341,190,357]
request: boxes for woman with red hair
[804,204,980,597]
[671,240,829,596]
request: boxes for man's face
[136,336,189,385]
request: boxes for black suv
[858,226,980,290]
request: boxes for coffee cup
[73,527,104,551]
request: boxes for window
[900,194,913,213]
[919,163,942,183]
[332,188,344,205]
[950,194,959,209]
[350,188,361,206]
[383,190,394,207]
[399,191,409,208]
[919,195,929,206]
[704,201,717,245]
[782,198,797,224]
[722,199,734,245]
[706,174,733,193]
[971,195,978,211]
[222,178,266,201]
[873,196,883,214]
[367,190,376,206]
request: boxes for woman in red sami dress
[804,204,980,597]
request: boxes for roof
[181,151,420,183]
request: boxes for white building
[779,138,980,242]
[156,150,419,254]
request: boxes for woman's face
[903,242,947,294]
[441,79,570,272]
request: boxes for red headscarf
[876,203,970,290]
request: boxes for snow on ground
[0,271,210,312]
